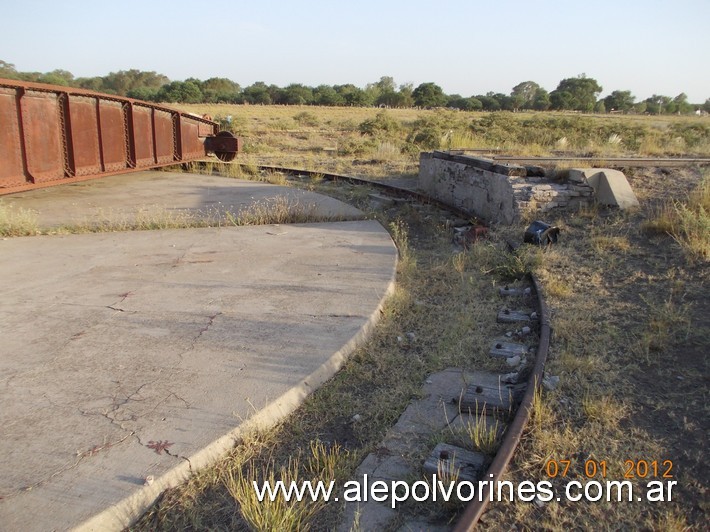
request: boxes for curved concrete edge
[74,247,398,532]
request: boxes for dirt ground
[620,167,709,524]
[483,165,708,529]
[129,163,707,530]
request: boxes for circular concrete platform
[0,173,397,531]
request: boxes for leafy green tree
[491,92,515,111]
[550,75,602,112]
[365,76,397,104]
[446,94,467,110]
[281,83,313,105]
[644,94,671,114]
[202,77,240,102]
[18,71,42,83]
[335,84,372,106]
[373,83,414,108]
[672,93,693,114]
[550,90,575,110]
[102,69,168,96]
[202,77,240,94]
[376,90,401,107]
[242,82,272,104]
[532,88,551,110]
[603,90,635,112]
[703,98,710,113]
[0,60,19,79]
[412,82,447,108]
[157,80,203,103]
[477,94,501,111]
[75,77,105,91]
[38,69,74,86]
[398,83,414,108]
[267,84,285,104]
[511,81,541,110]
[467,97,483,111]
[313,85,344,106]
[371,76,396,94]
[127,86,160,102]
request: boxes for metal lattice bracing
[0,78,240,195]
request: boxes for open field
[129,106,708,530]
[173,104,710,177]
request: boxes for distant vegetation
[1,60,708,115]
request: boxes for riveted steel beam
[0,78,240,195]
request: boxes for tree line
[1,60,707,115]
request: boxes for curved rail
[226,162,552,530]
[449,152,710,168]
[252,163,479,221]
[453,274,551,531]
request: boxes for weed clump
[294,111,320,127]
[0,203,39,236]
[359,110,401,138]
[645,176,710,261]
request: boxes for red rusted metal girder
[0,78,241,195]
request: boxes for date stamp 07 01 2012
[545,459,674,480]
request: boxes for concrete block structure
[568,168,640,209]
[418,152,596,224]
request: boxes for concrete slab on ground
[0,219,396,531]
[0,170,363,229]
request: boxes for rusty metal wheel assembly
[209,131,240,162]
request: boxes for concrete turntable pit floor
[2,170,363,229]
[0,173,397,531]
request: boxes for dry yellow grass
[129,105,708,530]
[166,104,710,180]
[645,175,710,261]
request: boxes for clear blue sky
[1,0,708,102]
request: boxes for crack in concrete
[9,316,211,499]
[141,391,192,417]
[171,244,193,269]
[89,383,194,468]
[161,446,193,467]
[116,291,134,303]
[174,312,222,364]
[195,312,221,341]
[104,290,138,313]
[4,431,135,500]
[105,305,138,314]
[132,433,193,469]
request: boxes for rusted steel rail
[495,156,710,167]
[0,79,240,195]
[241,163,551,530]
[453,273,551,531]
[450,152,710,168]
[234,163,481,221]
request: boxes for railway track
[206,162,553,530]
[492,156,710,167]
[448,151,710,168]
[0,80,701,528]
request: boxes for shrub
[358,110,400,137]
[293,111,320,127]
[407,114,452,150]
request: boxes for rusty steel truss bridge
[0,78,240,195]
